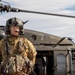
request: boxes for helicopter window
[57,54,66,74]
[31,35,37,41]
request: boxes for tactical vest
[1,37,32,74]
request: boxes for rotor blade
[17,9,75,18]
[0,3,75,19]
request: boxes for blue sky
[1,0,75,42]
[65,5,75,10]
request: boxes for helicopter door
[54,51,67,75]
[71,50,75,75]
[33,55,46,75]
[32,51,54,75]
[46,54,54,75]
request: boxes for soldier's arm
[25,38,37,66]
[0,40,3,64]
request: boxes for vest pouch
[0,56,16,74]
[1,55,26,74]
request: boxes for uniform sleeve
[0,40,3,63]
[0,39,3,53]
[25,38,37,65]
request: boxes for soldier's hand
[26,66,32,74]
[24,57,33,68]
[24,58,33,74]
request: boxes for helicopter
[0,1,75,75]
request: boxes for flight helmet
[5,17,24,35]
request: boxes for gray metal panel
[54,51,67,75]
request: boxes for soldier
[0,30,6,64]
[0,17,37,75]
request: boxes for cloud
[1,0,75,42]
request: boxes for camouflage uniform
[0,36,37,75]
[0,17,37,75]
